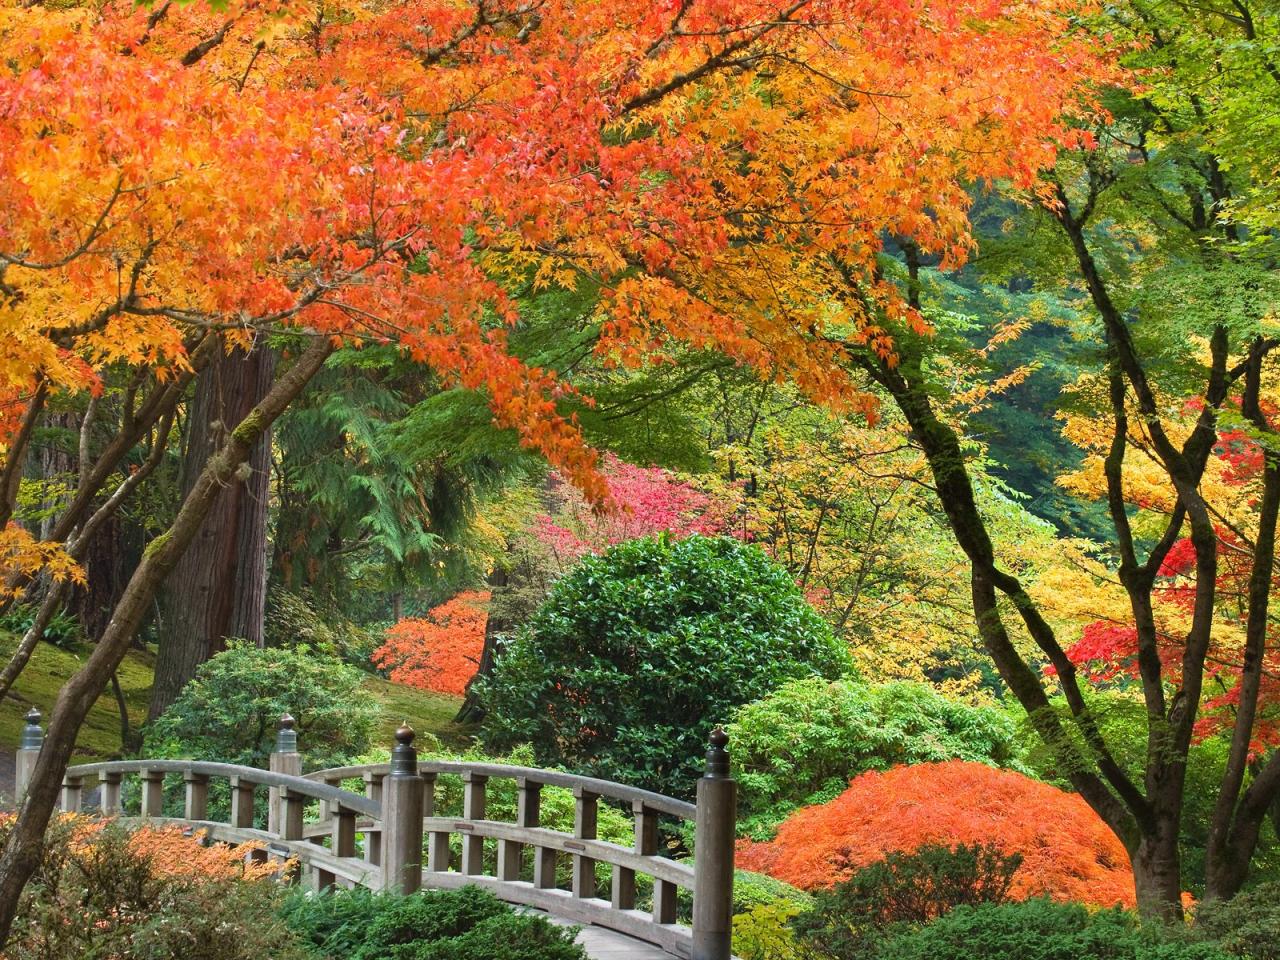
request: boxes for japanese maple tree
[534,454,737,565]
[738,761,1136,908]
[374,590,490,697]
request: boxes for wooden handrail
[305,761,696,821]
[61,759,381,819]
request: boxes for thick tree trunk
[0,337,331,948]
[149,345,274,721]
[1131,822,1184,921]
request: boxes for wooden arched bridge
[14,710,736,960]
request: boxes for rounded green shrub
[478,535,850,798]
[793,843,1022,958]
[280,885,586,960]
[728,677,1026,837]
[866,899,1232,960]
[145,641,379,771]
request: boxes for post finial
[21,707,43,751]
[390,722,419,776]
[704,726,730,779]
[275,712,298,753]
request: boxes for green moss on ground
[362,674,471,749]
[0,633,154,762]
[1,631,472,760]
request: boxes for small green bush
[733,901,814,960]
[794,843,1021,959]
[145,641,379,771]
[281,885,587,960]
[734,869,814,913]
[479,534,851,798]
[728,677,1026,838]
[4,818,309,960]
[867,899,1233,960]
[1193,882,1280,960]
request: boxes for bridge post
[269,713,301,835]
[15,708,42,805]
[382,724,424,893]
[692,727,736,960]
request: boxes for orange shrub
[58,817,279,882]
[737,761,1135,908]
[373,590,490,697]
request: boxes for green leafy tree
[478,535,850,797]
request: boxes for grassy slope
[0,632,470,761]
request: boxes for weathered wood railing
[13,709,737,960]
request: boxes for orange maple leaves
[373,590,490,697]
[738,761,1136,908]
[1,0,1111,446]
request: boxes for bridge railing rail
[14,709,736,960]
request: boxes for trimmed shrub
[145,641,379,771]
[281,884,586,960]
[793,843,1021,958]
[729,677,1027,838]
[478,534,850,798]
[4,816,309,960]
[737,761,1136,907]
[867,899,1232,960]
[1193,881,1280,960]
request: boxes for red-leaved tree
[737,761,1136,908]
[374,590,490,697]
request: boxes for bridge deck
[550,917,677,959]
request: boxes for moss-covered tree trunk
[149,345,275,722]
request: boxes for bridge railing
[14,709,736,960]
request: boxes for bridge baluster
[571,787,599,898]
[691,727,737,960]
[332,806,357,860]
[229,775,256,828]
[280,786,306,841]
[140,768,165,817]
[363,772,384,866]
[60,775,82,813]
[269,714,300,835]
[461,772,487,875]
[499,777,540,881]
[423,770,450,872]
[99,771,123,815]
[184,772,209,820]
[382,724,425,894]
[611,799,654,911]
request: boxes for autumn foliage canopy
[737,761,1136,908]
[373,590,490,696]
[0,0,1108,590]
